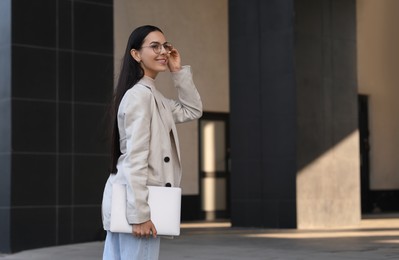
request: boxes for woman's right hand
[132,220,157,238]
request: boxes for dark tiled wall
[229,0,297,228]
[6,0,113,252]
[0,0,12,254]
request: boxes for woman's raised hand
[167,48,182,72]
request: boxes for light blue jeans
[103,231,160,260]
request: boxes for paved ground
[1,216,399,259]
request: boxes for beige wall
[114,0,229,195]
[357,0,399,189]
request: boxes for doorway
[358,94,371,213]
[198,112,230,220]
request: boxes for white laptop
[110,183,181,236]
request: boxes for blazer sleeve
[168,65,203,123]
[121,85,153,224]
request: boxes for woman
[101,25,202,259]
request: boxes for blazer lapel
[152,90,182,165]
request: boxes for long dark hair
[109,25,163,173]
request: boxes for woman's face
[134,31,170,79]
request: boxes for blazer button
[164,156,170,163]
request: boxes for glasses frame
[141,42,173,54]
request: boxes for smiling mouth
[156,59,168,64]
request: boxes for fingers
[151,224,157,238]
[132,225,141,238]
[132,221,157,239]
[168,48,179,56]
[167,49,180,61]
[167,51,182,72]
[133,229,150,238]
[133,230,150,238]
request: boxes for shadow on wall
[294,0,367,226]
[295,0,358,173]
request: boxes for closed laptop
[110,183,181,236]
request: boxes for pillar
[229,0,297,228]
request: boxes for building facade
[0,0,113,252]
[1,0,399,253]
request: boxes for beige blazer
[102,66,202,229]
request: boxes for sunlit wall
[357,0,399,190]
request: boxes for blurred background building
[1,0,399,253]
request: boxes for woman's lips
[156,58,167,65]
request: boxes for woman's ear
[130,49,141,63]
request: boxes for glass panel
[201,177,227,211]
[200,120,226,172]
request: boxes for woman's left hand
[132,220,157,239]
[167,48,182,72]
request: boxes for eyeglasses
[141,42,173,54]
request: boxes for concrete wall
[114,0,229,195]
[295,0,361,228]
[357,0,399,190]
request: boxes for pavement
[1,215,399,259]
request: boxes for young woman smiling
[101,25,202,260]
